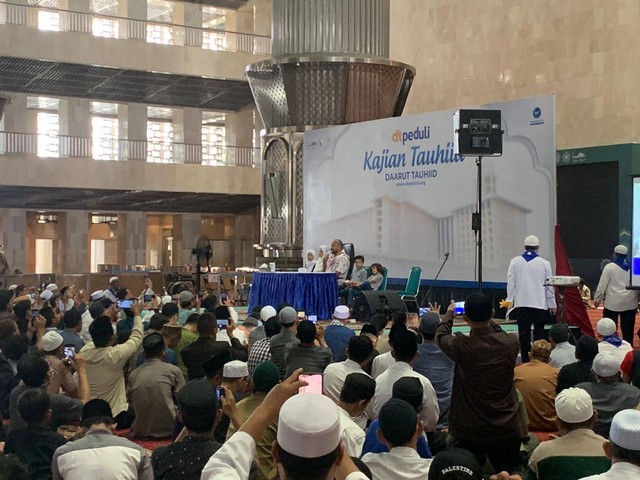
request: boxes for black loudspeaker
[353,291,407,323]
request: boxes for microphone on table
[420,252,450,308]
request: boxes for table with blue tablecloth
[247,272,339,320]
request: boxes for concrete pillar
[172,1,202,47]
[180,108,202,164]
[60,0,90,32]
[252,0,272,37]
[0,209,27,273]
[118,104,147,161]
[123,212,147,267]
[178,214,201,267]
[118,0,147,40]
[65,210,88,273]
[59,98,90,157]
[226,106,254,165]
[0,94,33,155]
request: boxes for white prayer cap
[40,290,53,301]
[46,283,58,292]
[90,290,104,301]
[610,409,640,450]
[7,285,17,291]
[592,352,620,377]
[596,318,617,336]
[277,393,341,458]
[524,235,540,247]
[260,305,277,321]
[223,360,249,379]
[161,295,173,305]
[555,388,593,424]
[41,331,64,352]
[333,305,350,320]
[109,276,119,284]
[614,245,628,255]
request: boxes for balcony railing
[0,2,271,55]
[0,131,260,167]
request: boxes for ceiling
[0,185,260,214]
[173,0,250,8]
[0,57,255,111]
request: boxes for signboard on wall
[303,95,556,285]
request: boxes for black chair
[343,243,356,280]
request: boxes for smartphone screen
[220,292,228,303]
[118,299,134,309]
[217,319,229,328]
[64,346,75,359]
[216,386,225,400]
[298,373,323,394]
[307,314,317,323]
[418,307,430,316]
[143,295,154,303]
[454,301,465,315]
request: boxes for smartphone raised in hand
[298,373,323,394]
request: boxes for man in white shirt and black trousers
[506,235,557,363]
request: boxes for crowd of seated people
[0,277,639,480]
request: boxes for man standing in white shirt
[372,330,439,432]
[594,245,640,344]
[362,399,432,480]
[336,373,376,457]
[323,335,373,403]
[201,369,369,480]
[506,235,557,363]
[549,323,577,369]
[579,409,640,480]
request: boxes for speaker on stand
[352,291,407,323]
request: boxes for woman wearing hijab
[305,250,317,272]
[315,245,329,272]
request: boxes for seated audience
[336,373,376,457]
[548,323,576,368]
[578,409,640,479]
[214,360,252,443]
[557,335,598,393]
[247,315,281,376]
[576,352,640,438]
[10,353,88,431]
[41,330,79,398]
[0,290,15,322]
[240,316,262,346]
[362,377,432,459]
[270,306,299,378]
[359,323,380,376]
[226,361,281,479]
[152,381,227,480]
[372,329,439,432]
[180,312,237,380]
[595,318,632,365]
[620,331,640,388]
[201,374,367,479]
[436,295,524,473]
[0,454,30,480]
[284,320,333,377]
[427,448,482,480]
[528,388,610,480]
[58,309,84,352]
[52,399,153,480]
[579,278,591,308]
[323,335,373,403]
[178,290,197,325]
[413,311,454,428]
[350,255,367,283]
[132,313,178,369]
[128,333,185,438]
[514,339,558,431]
[175,308,198,376]
[371,322,405,379]
[345,263,384,305]
[371,313,392,355]
[80,297,112,343]
[324,305,356,361]
[81,300,144,429]
[5,389,67,480]
[362,399,432,480]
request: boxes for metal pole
[477,156,483,292]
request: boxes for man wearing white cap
[579,409,640,480]
[41,331,79,398]
[576,353,640,438]
[201,369,369,480]
[505,235,556,363]
[324,305,356,361]
[528,388,609,480]
[594,245,640,345]
[595,318,633,366]
[104,277,119,303]
[46,283,59,293]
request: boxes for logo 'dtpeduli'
[532,107,542,119]
[391,126,430,145]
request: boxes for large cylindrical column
[272,0,389,58]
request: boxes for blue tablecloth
[248,272,338,320]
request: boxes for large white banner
[304,95,556,286]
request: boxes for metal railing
[0,2,271,55]
[0,131,261,167]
